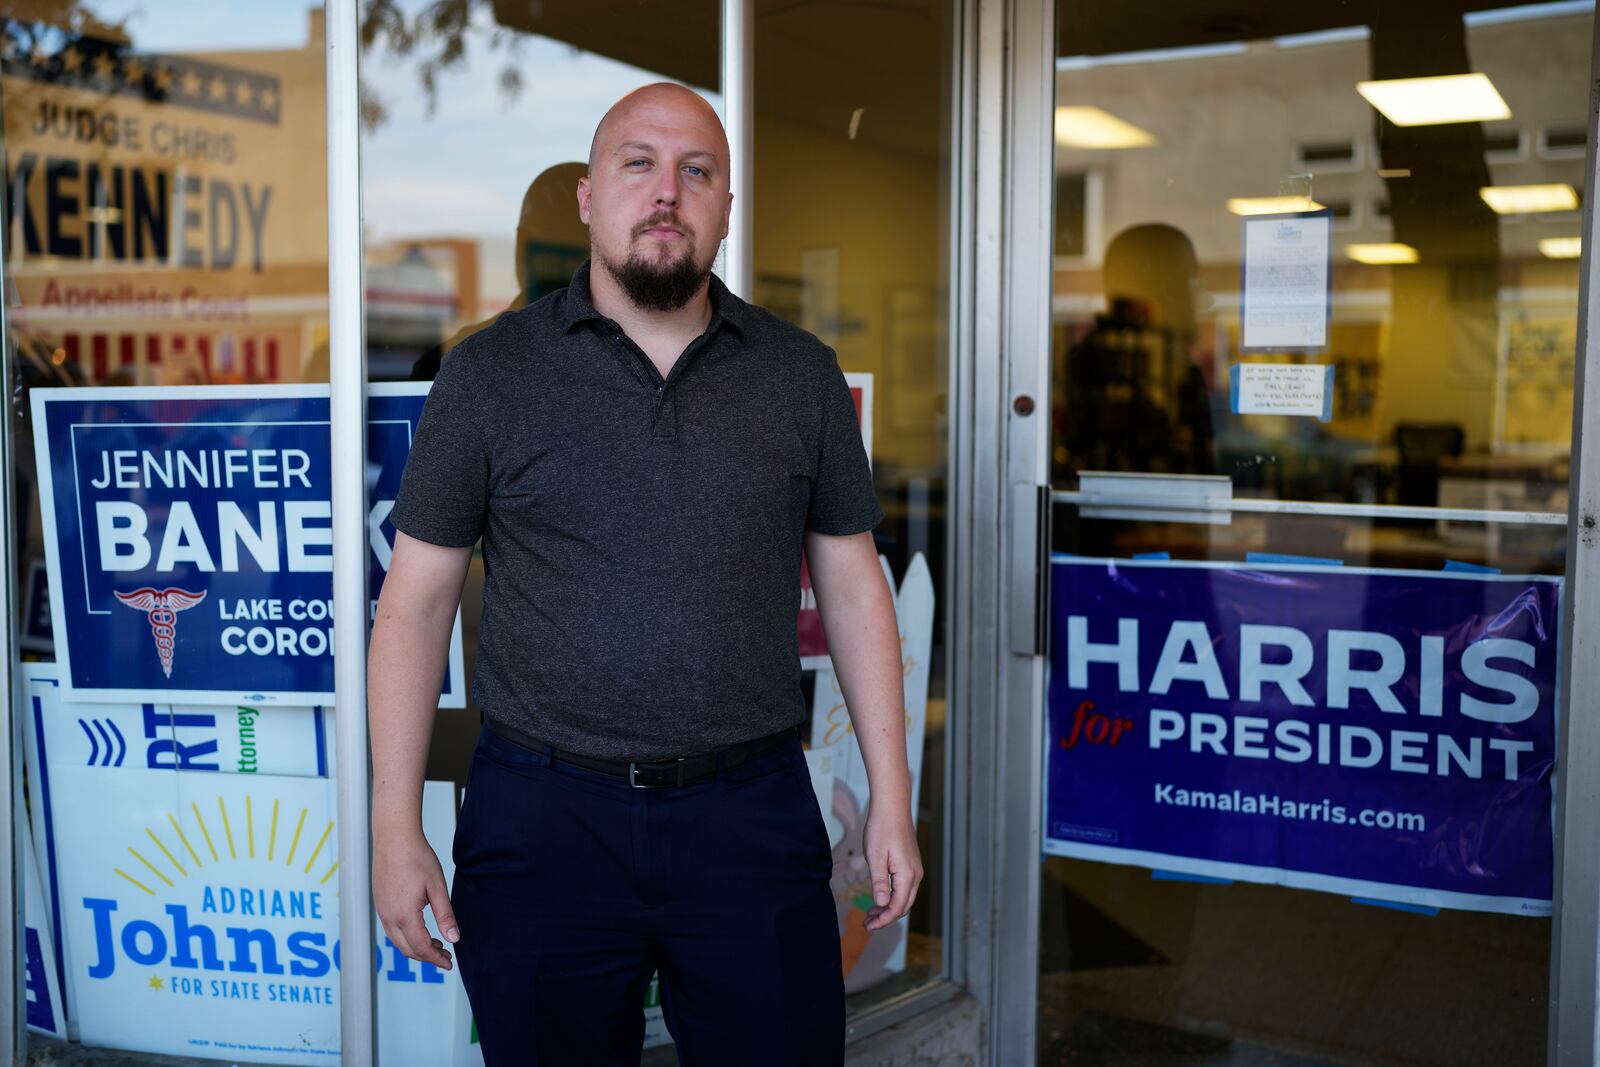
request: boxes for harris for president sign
[1045,557,1561,916]
[32,383,465,706]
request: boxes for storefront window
[1044,2,1586,1063]
[10,1,344,1060]
[752,0,958,1013]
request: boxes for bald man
[369,83,921,1065]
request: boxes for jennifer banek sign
[32,384,464,705]
[1045,558,1560,915]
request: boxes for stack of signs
[807,553,934,993]
[1045,557,1560,915]
[22,664,463,1063]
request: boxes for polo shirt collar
[561,260,749,338]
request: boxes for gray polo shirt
[390,262,882,760]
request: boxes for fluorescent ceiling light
[1465,2,1593,28]
[1356,73,1510,126]
[1054,106,1155,148]
[1226,196,1324,216]
[1273,26,1369,49]
[1057,42,1246,71]
[1346,243,1419,264]
[1539,236,1583,259]
[1480,183,1579,214]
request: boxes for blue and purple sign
[1045,557,1560,915]
[32,384,465,706]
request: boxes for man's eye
[684,165,706,178]
[626,159,650,169]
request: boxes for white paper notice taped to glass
[1230,362,1334,421]
[1240,210,1331,351]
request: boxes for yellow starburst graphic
[109,794,336,897]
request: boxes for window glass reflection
[6,2,336,1061]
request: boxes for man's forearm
[369,535,471,834]
[810,535,912,816]
[369,586,459,836]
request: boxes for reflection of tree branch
[1,0,128,43]
[359,0,525,132]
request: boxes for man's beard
[596,216,713,312]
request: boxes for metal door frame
[964,0,1056,1063]
[1549,11,1600,1066]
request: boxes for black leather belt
[484,717,799,788]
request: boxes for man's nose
[651,168,681,207]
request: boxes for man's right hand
[373,826,460,969]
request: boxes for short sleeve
[806,360,884,536]
[389,350,490,547]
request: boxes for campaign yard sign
[31,734,459,1064]
[21,664,331,1030]
[1045,558,1560,916]
[808,552,934,994]
[32,383,465,705]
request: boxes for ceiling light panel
[1346,243,1419,264]
[1480,183,1579,214]
[1538,237,1582,259]
[1226,196,1325,216]
[1356,73,1510,126]
[1054,106,1156,149]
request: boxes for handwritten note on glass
[1230,362,1335,421]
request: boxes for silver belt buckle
[629,758,687,788]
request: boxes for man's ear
[576,176,592,225]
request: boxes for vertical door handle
[1008,482,1051,656]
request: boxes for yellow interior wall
[1376,265,1496,449]
[752,115,944,472]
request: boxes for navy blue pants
[452,726,845,1066]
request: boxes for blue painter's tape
[1352,896,1439,916]
[1245,552,1344,567]
[313,706,328,778]
[1153,870,1234,885]
[1444,560,1502,575]
[1133,552,1172,560]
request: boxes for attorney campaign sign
[1045,558,1560,915]
[32,383,464,705]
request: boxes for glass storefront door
[1042,2,1588,1064]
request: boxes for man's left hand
[862,810,923,931]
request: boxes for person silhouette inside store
[1052,222,1214,483]
[408,161,589,380]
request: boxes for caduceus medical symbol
[114,588,207,678]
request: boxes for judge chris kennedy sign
[32,384,465,706]
[1045,557,1559,915]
